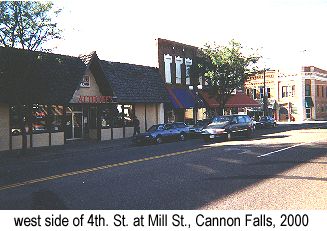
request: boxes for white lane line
[257,137,327,158]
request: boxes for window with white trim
[185,58,192,85]
[175,56,183,84]
[164,54,172,83]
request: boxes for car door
[230,116,240,135]
[237,116,248,134]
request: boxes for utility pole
[263,68,268,117]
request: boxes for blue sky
[50,0,327,72]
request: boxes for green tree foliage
[195,40,260,114]
[0,1,61,50]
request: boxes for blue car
[133,122,190,144]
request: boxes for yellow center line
[0,146,211,191]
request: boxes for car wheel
[155,136,163,144]
[179,132,186,141]
[226,131,232,141]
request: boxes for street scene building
[0,47,168,151]
[245,66,327,122]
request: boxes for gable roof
[0,46,86,104]
[100,60,169,103]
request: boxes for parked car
[133,122,189,144]
[189,119,212,137]
[202,115,254,142]
[256,116,277,128]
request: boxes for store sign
[77,95,113,103]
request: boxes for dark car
[202,115,254,142]
[256,116,277,128]
[133,122,189,144]
[189,119,212,137]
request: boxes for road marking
[257,137,327,158]
[0,146,211,191]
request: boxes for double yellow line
[0,146,211,191]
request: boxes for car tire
[179,132,186,141]
[155,136,163,144]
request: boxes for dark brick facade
[157,38,199,86]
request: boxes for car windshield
[260,117,268,121]
[212,116,231,123]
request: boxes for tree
[195,39,260,115]
[0,1,61,50]
[0,1,62,153]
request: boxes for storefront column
[97,105,102,141]
[47,104,53,146]
[9,105,12,151]
[28,104,33,148]
[122,104,125,138]
[144,104,147,131]
[63,105,67,144]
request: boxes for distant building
[245,66,327,121]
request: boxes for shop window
[10,105,29,136]
[123,105,134,127]
[101,104,134,128]
[51,105,64,132]
[32,104,48,134]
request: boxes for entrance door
[66,111,83,140]
[306,108,311,119]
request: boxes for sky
[50,0,327,73]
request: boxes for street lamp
[189,84,203,124]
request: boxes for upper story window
[317,85,320,97]
[80,75,90,88]
[267,88,271,98]
[260,87,264,98]
[282,86,288,98]
[175,56,183,84]
[164,54,172,83]
[185,58,192,85]
[322,86,324,97]
[253,89,257,99]
[246,88,250,96]
[291,85,295,97]
[305,84,311,96]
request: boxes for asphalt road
[0,123,326,209]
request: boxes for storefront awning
[200,91,260,108]
[199,91,220,108]
[166,86,204,109]
[305,97,314,108]
[225,93,260,108]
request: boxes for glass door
[66,106,84,140]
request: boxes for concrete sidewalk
[0,137,134,164]
[277,120,327,125]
